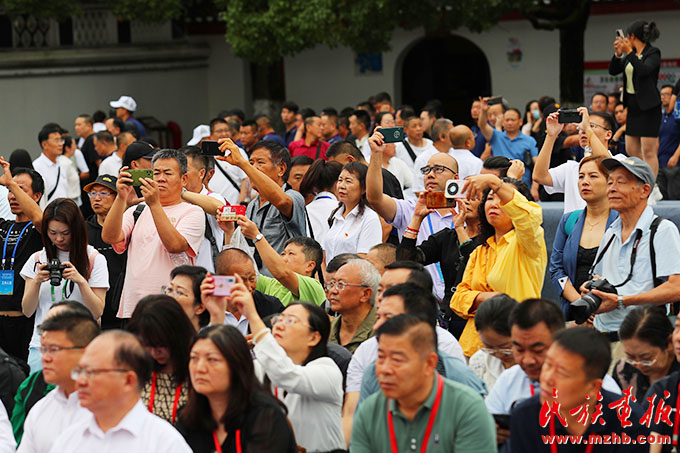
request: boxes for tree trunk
[558,4,591,106]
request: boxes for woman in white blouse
[323,162,382,264]
[229,275,345,453]
[299,159,342,244]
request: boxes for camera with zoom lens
[570,278,617,325]
[45,259,67,287]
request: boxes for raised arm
[477,97,495,141]
[577,107,609,158]
[532,112,563,187]
[218,139,293,219]
[365,130,398,222]
[0,158,43,228]
[101,168,136,245]
[180,190,224,215]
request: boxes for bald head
[450,125,475,150]
[427,152,459,174]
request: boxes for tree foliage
[0,0,185,23]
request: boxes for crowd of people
[0,18,680,453]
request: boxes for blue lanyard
[315,196,332,200]
[426,214,453,283]
[2,222,32,270]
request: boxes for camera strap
[50,279,73,302]
[588,229,643,288]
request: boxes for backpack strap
[204,214,220,267]
[564,210,583,237]
[402,139,417,163]
[86,248,100,281]
[215,161,241,192]
[650,216,664,288]
[133,203,146,225]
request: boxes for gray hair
[343,258,380,306]
[151,149,188,175]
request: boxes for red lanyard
[549,415,594,453]
[530,381,535,397]
[213,429,241,453]
[147,371,183,424]
[673,380,680,446]
[387,374,444,453]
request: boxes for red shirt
[288,139,330,160]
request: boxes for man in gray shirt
[218,139,306,276]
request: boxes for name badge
[0,271,14,295]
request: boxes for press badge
[0,271,14,295]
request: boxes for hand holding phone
[125,169,153,186]
[558,109,581,124]
[201,140,223,156]
[380,127,404,144]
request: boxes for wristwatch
[253,233,264,243]
[617,295,625,310]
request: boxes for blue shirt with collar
[470,124,486,157]
[593,206,680,332]
[659,110,680,167]
[489,129,538,186]
[261,133,286,147]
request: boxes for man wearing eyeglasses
[50,330,191,453]
[19,310,99,453]
[367,130,460,300]
[33,125,70,206]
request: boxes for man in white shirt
[350,110,371,154]
[50,330,191,453]
[394,113,436,165]
[206,118,247,205]
[33,125,70,206]
[19,310,99,453]
[99,132,133,177]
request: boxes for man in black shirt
[0,161,45,362]
[83,175,127,330]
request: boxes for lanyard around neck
[147,371,183,424]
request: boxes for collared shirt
[98,153,122,177]
[256,274,326,307]
[323,203,382,265]
[510,391,648,452]
[224,311,250,336]
[450,190,546,357]
[306,191,337,244]
[390,198,454,299]
[288,139,330,160]
[593,206,680,332]
[32,153,70,206]
[489,129,538,186]
[346,327,465,393]
[329,305,377,354]
[48,400,191,453]
[659,110,680,166]
[355,134,369,156]
[411,148,483,192]
[351,374,497,453]
[485,364,621,415]
[19,387,89,453]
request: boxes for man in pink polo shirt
[289,115,330,160]
[102,149,205,319]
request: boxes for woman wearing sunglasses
[230,275,345,453]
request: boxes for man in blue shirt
[658,84,680,167]
[109,96,147,137]
[255,115,286,147]
[478,98,539,189]
[470,99,487,158]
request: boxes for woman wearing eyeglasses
[450,174,546,358]
[614,306,679,403]
[323,162,382,265]
[229,274,345,453]
[164,265,209,331]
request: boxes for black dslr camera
[44,259,67,287]
[570,278,617,325]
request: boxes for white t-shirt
[468,349,507,392]
[98,153,123,177]
[0,404,13,453]
[33,154,71,208]
[20,246,109,349]
[194,187,226,273]
[73,149,90,174]
[394,137,435,165]
[306,192,338,244]
[386,157,414,193]
[56,155,81,206]
[209,149,248,205]
[323,204,382,264]
[412,148,483,192]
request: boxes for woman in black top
[609,20,661,175]
[176,325,296,453]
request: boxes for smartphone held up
[425,179,466,209]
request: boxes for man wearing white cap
[110,96,147,137]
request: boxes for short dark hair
[553,327,611,380]
[51,300,95,317]
[39,311,99,347]
[383,283,439,326]
[368,243,397,267]
[351,110,371,131]
[326,253,361,274]
[126,295,196,383]
[170,265,209,327]
[508,298,565,333]
[483,156,511,176]
[12,167,44,198]
[299,159,342,198]
[94,130,114,144]
[377,314,437,358]
[107,330,153,391]
[618,306,672,350]
[77,114,93,125]
[92,110,106,123]
[282,101,299,114]
[209,117,228,133]
[505,108,522,119]
[374,92,392,104]
[474,294,518,336]
[591,92,608,103]
[661,84,674,91]
[38,126,62,146]
[291,155,314,169]
[384,260,434,294]
[325,140,363,162]
[299,108,317,120]
[249,140,292,181]
[284,236,323,268]
[241,119,257,131]
[181,145,212,172]
[321,107,338,117]
[590,111,616,131]
[108,116,125,132]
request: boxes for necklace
[584,215,606,231]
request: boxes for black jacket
[609,44,661,111]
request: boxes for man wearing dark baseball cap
[84,174,125,328]
[586,155,680,359]
[121,141,155,169]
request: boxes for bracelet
[406,227,419,234]
[252,328,271,345]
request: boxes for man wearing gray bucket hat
[578,156,680,361]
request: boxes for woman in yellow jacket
[451,173,547,357]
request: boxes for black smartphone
[487,96,503,106]
[380,127,404,143]
[125,169,153,186]
[201,140,223,156]
[558,109,581,124]
[493,414,511,430]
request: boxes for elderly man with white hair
[326,259,380,354]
